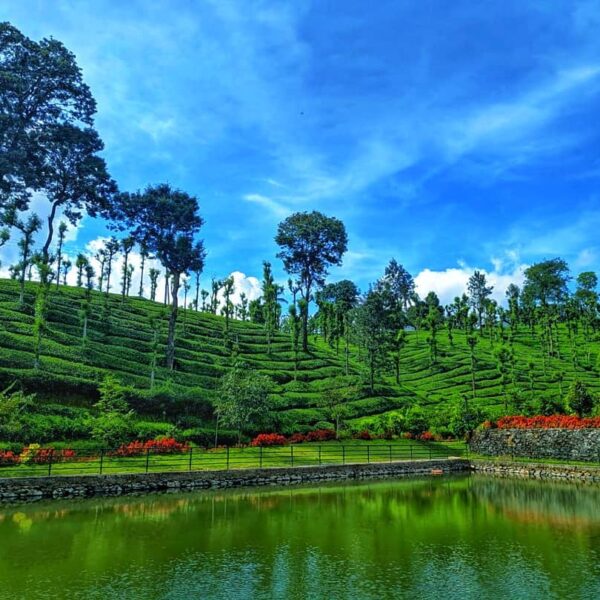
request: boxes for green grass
[1,278,599,435]
[0,440,467,479]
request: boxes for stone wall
[471,461,600,482]
[0,459,470,503]
[469,428,600,462]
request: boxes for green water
[0,475,599,599]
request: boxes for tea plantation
[1,278,599,444]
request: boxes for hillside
[1,278,599,441]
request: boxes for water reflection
[0,476,599,599]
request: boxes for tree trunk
[42,201,59,284]
[166,271,180,370]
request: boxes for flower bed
[490,416,600,430]
[113,437,189,457]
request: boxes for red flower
[494,415,600,430]
[251,433,287,447]
[305,429,336,442]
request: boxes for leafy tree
[90,375,133,447]
[249,298,265,324]
[0,383,35,442]
[319,377,357,438]
[523,258,570,307]
[379,258,415,311]
[138,242,149,297]
[193,268,202,311]
[120,236,135,300]
[55,221,68,287]
[353,289,394,393]
[215,363,272,444]
[210,278,222,314]
[101,237,120,294]
[36,124,116,281]
[113,184,206,370]
[275,211,348,351]
[424,291,443,365]
[220,276,235,333]
[60,258,72,285]
[566,380,595,417]
[75,253,88,287]
[0,23,96,215]
[467,270,493,332]
[261,261,280,353]
[238,292,249,321]
[148,267,160,301]
[3,208,41,302]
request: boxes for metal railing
[0,441,468,479]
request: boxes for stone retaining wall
[0,459,470,503]
[471,460,600,482]
[469,428,600,462]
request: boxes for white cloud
[414,261,527,306]
[243,193,290,218]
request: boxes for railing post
[318,445,322,466]
[367,445,370,464]
[99,449,104,475]
[47,450,53,477]
[260,446,263,469]
[226,446,230,470]
[145,448,150,473]
[291,445,294,467]
[389,444,392,463]
[188,446,193,471]
[342,445,346,465]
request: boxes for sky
[2,0,600,306]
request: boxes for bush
[354,430,372,440]
[305,429,336,442]
[495,415,600,429]
[404,405,429,436]
[113,437,189,457]
[250,433,287,447]
[0,450,19,467]
[289,432,307,444]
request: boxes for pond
[0,475,599,599]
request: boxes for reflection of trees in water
[470,475,600,529]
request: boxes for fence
[0,441,468,479]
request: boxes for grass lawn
[0,439,467,479]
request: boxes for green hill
[0,278,599,444]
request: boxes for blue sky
[2,0,600,304]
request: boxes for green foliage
[566,380,596,417]
[215,363,272,442]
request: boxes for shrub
[0,450,19,467]
[305,429,336,442]
[250,433,287,447]
[113,437,189,457]
[355,430,372,440]
[419,431,439,442]
[289,433,307,444]
[180,427,241,447]
[495,415,600,429]
[18,444,77,464]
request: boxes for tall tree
[262,261,280,353]
[378,258,415,311]
[148,268,160,301]
[138,242,148,298]
[103,237,120,295]
[120,236,135,300]
[522,258,570,307]
[37,124,116,281]
[0,23,96,216]
[3,208,41,302]
[113,184,205,370]
[275,211,347,351]
[221,276,235,333]
[75,253,88,288]
[467,270,493,332]
[54,221,68,287]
